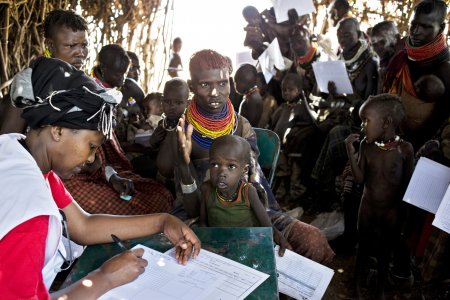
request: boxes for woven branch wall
[0,0,171,95]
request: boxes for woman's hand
[162,215,201,265]
[110,174,135,196]
[99,248,148,289]
[273,227,292,257]
[176,116,193,165]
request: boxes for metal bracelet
[180,180,197,194]
[105,165,117,182]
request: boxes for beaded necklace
[161,113,179,132]
[216,188,238,203]
[186,98,237,148]
[297,44,317,65]
[244,85,260,98]
[406,33,447,62]
[374,135,401,151]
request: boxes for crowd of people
[0,0,449,298]
[240,0,450,298]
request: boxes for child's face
[144,99,162,117]
[359,105,385,143]
[282,80,301,103]
[209,145,248,198]
[130,113,140,123]
[190,68,230,114]
[162,88,188,119]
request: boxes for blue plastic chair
[254,128,280,188]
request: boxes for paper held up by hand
[258,38,287,83]
[272,0,316,23]
[236,50,257,67]
[312,60,353,95]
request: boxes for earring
[44,47,52,58]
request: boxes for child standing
[345,94,414,299]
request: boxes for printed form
[433,184,450,234]
[403,157,450,214]
[275,246,334,300]
[98,245,269,300]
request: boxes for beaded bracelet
[180,180,197,194]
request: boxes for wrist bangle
[105,166,117,182]
[180,180,197,194]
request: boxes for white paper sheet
[235,50,257,67]
[272,0,316,23]
[258,38,286,83]
[433,184,450,234]
[164,247,269,300]
[275,246,334,300]
[99,244,269,300]
[312,60,353,95]
[403,157,450,213]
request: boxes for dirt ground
[275,186,440,300]
[282,209,430,300]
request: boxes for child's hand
[345,133,360,157]
[176,116,193,165]
[110,174,135,197]
[273,227,292,257]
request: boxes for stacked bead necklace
[186,98,237,148]
[374,135,401,151]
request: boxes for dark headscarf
[10,57,121,138]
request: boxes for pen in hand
[111,234,128,251]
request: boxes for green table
[63,227,279,299]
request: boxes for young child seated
[414,74,445,103]
[124,93,162,152]
[234,63,263,127]
[180,134,291,254]
[269,73,315,200]
[256,73,278,129]
[345,94,414,299]
[142,92,164,130]
[126,109,150,145]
